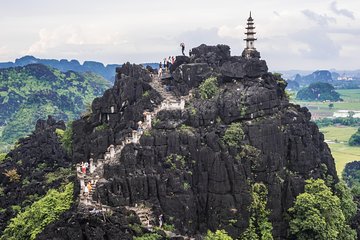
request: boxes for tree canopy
[289,179,356,240]
[296,82,342,101]
[349,128,360,146]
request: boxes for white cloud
[26,25,128,55]
[0,0,358,69]
[330,1,355,20]
[217,25,244,39]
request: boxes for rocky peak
[40,44,338,240]
[0,115,72,232]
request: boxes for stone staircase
[126,204,155,228]
[77,73,184,214]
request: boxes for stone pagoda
[242,11,261,59]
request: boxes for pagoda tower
[242,12,261,59]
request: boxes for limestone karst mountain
[30,44,347,239]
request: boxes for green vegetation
[152,118,160,127]
[334,182,357,221]
[178,124,195,135]
[129,223,143,235]
[162,223,175,232]
[223,122,244,147]
[0,64,110,148]
[94,123,109,132]
[143,129,152,137]
[343,161,360,195]
[315,116,360,128]
[182,182,191,191]
[58,123,73,154]
[236,144,261,163]
[189,107,197,116]
[142,91,150,97]
[199,77,219,99]
[241,183,273,240]
[205,230,232,240]
[44,167,73,184]
[165,154,186,170]
[349,127,360,146]
[0,153,7,163]
[320,126,360,175]
[1,183,74,240]
[296,82,342,101]
[289,179,356,240]
[292,89,360,119]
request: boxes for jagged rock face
[0,116,72,232]
[220,57,268,79]
[72,63,162,162]
[37,209,135,240]
[45,44,338,239]
[96,78,336,238]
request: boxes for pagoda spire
[242,11,260,59]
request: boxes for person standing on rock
[159,62,162,69]
[81,162,86,174]
[159,214,163,228]
[180,43,185,56]
[84,184,89,197]
[87,182,92,192]
[168,56,172,70]
[158,67,163,79]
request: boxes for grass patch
[292,89,360,119]
[320,126,360,175]
[320,126,358,142]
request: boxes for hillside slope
[0,64,111,148]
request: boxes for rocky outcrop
[37,209,135,240]
[40,44,339,240]
[0,116,73,233]
[72,62,162,162]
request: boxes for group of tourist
[158,56,175,78]
[157,43,188,78]
[80,161,94,197]
[83,181,92,197]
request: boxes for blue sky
[0,0,359,70]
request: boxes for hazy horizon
[0,0,359,70]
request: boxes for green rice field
[292,89,360,119]
[320,126,360,176]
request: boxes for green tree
[58,123,73,154]
[289,179,356,240]
[205,230,233,240]
[342,161,360,196]
[223,122,244,147]
[199,76,219,99]
[241,183,273,240]
[334,181,357,221]
[349,127,360,146]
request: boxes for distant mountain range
[279,69,360,80]
[284,70,360,90]
[0,56,158,82]
[0,56,120,81]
